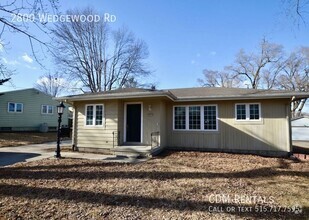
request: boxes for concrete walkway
[0,141,148,166]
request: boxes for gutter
[173,94,309,102]
[54,90,309,103]
[54,93,175,102]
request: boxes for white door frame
[124,102,143,143]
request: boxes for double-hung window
[85,104,104,126]
[174,106,186,130]
[236,104,246,120]
[235,103,261,121]
[174,105,218,131]
[42,105,53,114]
[8,102,23,113]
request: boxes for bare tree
[277,47,309,116]
[230,39,284,89]
[34,72,66,97]
[0,61,13,85]
[197,69,240,88]
[198,40,308,115]
[261,60,286,89]
[0,0,58,46]
[282,0,309,26]
[0,0,58,84]
[52,8,151,93]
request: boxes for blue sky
[0,0,308,93]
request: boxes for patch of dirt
[0,132,67,147]
[0,151,308,219]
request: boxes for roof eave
[55,91,309,103]
[174,94,309,102]
[55,93,175,102]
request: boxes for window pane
[16,104,23,112]
[249,104,260,120]
[189,106,201,130]
[174,107,186,129]
[42,105,47,114]
[95,105,103,125]
[86,106,94,125]
[48,106,53,114]
[8,103,15,112]
[204,106,217,130]
[236,104,246,120]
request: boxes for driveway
[0,141,71,166]
[0,141,148,166]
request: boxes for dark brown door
[126,104,141,142]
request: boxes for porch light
[57,101,65,115]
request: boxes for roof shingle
[57,87,309,102]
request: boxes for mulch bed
[0,151,308,219]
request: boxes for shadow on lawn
[0,166,308,180]
[0,183,307,219]
[7,161,121,170]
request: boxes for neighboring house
[291,117,309,141]
[0,88,69,131]
[58,87,309,157]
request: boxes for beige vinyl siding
[123,98,164,145]
[120,98,167,146]
[75,100,119,149]
[166,99,291,153]
[73,96,290,154]
[74,98,167,149]
[0,88,68,130]
[117,101,124,145]
[159,101,167,147]
[71,105,78,147]
[142,99,162,145]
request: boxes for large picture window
[235,103,261,121]
[174,105,218,131]
[8,102,23,113]
[85,104,104,126]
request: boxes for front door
[126,104,142,142]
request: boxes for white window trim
[84,104,104,127]
[235,103,262,121]
[173,106,187,131]
[124,102,143,143]
[41,105,54,115]
[7,102,23,113]
[203,105,219,131]
[173,105,219,131]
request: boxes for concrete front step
[112,145,163,158]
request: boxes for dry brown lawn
[0,132,57,147]
[0,151,308,219]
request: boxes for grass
[0,132,58,147]
[0,151,308,219]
